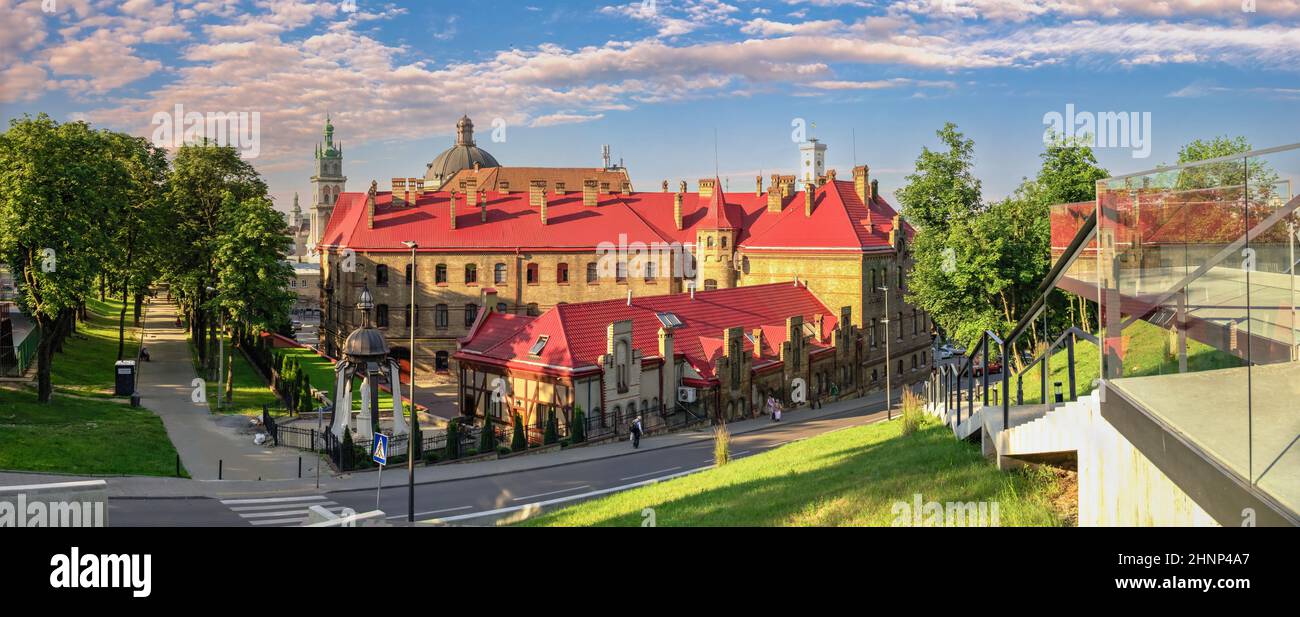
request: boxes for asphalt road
[108,397,899,527]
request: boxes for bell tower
[310,114,347,244]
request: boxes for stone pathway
[135,299,304,481]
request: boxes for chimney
[479,192,487,223]
[766,187,783,213]
[661,180,668,192]
[870,179,879,201]
[853,165,869,203]
[529,180,546,207]
[413,178,426,195]
[555,181,566,195]
[751,328,764,358]
[688,281,696,300]
[448,190,457,230]
[658,327,675,395]
[813,313,825,341]
[890,213,904,249]
[755,175,763,196]
[539,191,548,226]
[366,180,377,229]
[698,179,715,199]
[827,169,837,181]
[599,181,609,195]
[582,179,598,207]
[804,182,816,217]
[673,192,683,230]
[392,177,408,206]
[466,177,478,209]
[678,180,687,194]
[626,289,632,306]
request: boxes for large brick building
[311,117,932,397]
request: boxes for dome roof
[424,144,500,182]
[344,327,389,359]
[424,114,500,185]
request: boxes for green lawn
[50,296,140,397]
[189,335,286,417]
[0,387,186,477]
[519,417,1070,527]
[278,345,407,412]
[1003,320,1242,406]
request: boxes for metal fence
[2,325,39,378]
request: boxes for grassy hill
[0,387,185,477]
[519,417,1072,527]
[50,296,141,397]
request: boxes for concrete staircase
[996,394,1096,461]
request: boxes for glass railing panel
[1245,148,1300,514]
[1098,155,1253,492]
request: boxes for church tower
[310,115,347,244]
[799,138,826,183]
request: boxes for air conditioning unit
[677,387,696,403]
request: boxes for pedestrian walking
[630,415,643,448]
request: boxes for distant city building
[311,117,931,393]
[287,192,311,258]
[309,115,347,246]
[288,260,320,315]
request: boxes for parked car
[973,360,1003,377]
[936,348,954,360]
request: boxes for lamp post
[401,240,418,523]
[878,285,891,420]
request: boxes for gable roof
[321,180,909,255]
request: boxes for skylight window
[528,335,549,356]
[655,312,683,329]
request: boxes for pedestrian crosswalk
[219,495,351,526]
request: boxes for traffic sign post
[372,433,389,512]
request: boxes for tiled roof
[320,180,907,254]
[454,281,836,381]
[442,166,630,193]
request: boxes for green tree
[0,115,114,401]
[298,374,313,415]
[213,194,294,335]
[445,418,460,460]
[511,413,527,452]
[164,141,266,376]
[894,122,983,232]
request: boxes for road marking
[385,505,473,520]
[220,495,331,505]
[511,485,592,502]
[220,494,341,526]
[620,466,682,481]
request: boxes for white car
[936,348,954,360]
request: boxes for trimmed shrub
[409,409,422,459]
[571,406,586,444]
[543,409,558,445]
[478,419,496,453]
[510,413,527,452]
[445,419,460,460]
[497,446,512,456]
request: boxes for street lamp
[401,240,418,523]
[206,286,223,410]
[878,285,891,420]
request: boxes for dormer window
[529,335,549,356]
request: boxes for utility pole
[879,285,892,420]
[402,241,418,523]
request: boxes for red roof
[319,180,908,254]
[454,281,836,381]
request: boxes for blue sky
[2,0,1298,213]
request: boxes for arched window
[870,318,878,347]
[435,263,447,284]
[464,303,479,326]
[435,304,448,329]
[897,312,903,340]
[375,304,389,327]
[557,263,569,284]
[526,263,539,285]
[464,264,477,284]
[707,236,714,248]
[375,265,389,287]
[494,263,507,284]
[870,268,877,290]
[586,262,598,284]
[872,368,878,382]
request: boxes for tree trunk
[35,320,55,403]
[133,288,144,326]
[118,287,129,360]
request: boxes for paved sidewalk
[132,299,304,481]
[0,388,897,498]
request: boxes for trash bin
[114,360,137,397]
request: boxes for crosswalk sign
[372,433,389,466]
